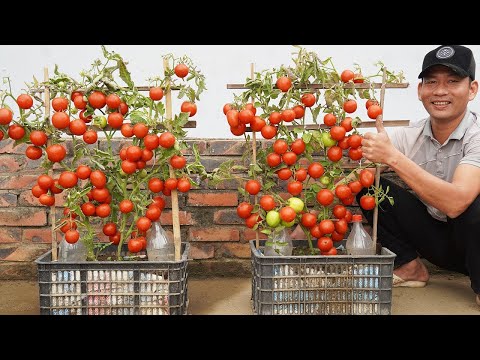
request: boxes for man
[360,45,480,307]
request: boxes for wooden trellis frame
[39,67,195,262]
[227,66,409,251]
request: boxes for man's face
[418,65,478,122]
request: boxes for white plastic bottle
[346,215,375,256]
[264,229,293,256]
[58,238,87,262]
[146,222,175,261]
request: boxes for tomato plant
[0,46,208,261]
[219,46,400,255]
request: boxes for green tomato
[138,169,148,178]
[281,220,296,228]
[321,131,337,147]
[70,108,78,115]
[266,210,281,228]
[287,197,305,213]
[119,169,127,177]
[95,115,107,129]
[320,175,331,185]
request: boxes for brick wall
[0,138,404,279]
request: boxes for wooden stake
[249,63,260,250]
[372,68,388,252]
[163,59,182,261]
[44,67,57,261]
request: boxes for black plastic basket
[35,242,189,315]
[251,240,396,315]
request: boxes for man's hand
[361,118,398,165]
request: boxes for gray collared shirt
[390,109,480,221]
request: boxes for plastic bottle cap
[352,215,363,222]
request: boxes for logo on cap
[436,46,455,59]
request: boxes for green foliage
[0,46,209,261]
[222,46,403,254]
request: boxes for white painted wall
[1,45,479,138]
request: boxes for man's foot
[393,257,430,288]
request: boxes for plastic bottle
[146,222,175,261]
[58,238,87,262]
[264,229,293,256]
[345,215,375,256]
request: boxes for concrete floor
[0,272,479,315]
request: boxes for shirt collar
[422,109,474,142]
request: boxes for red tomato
[276,76,292,92]
[359,169,375,188]
[245,180,261,195]
[340,70,354,83]
[316,189,334,206]
[317,237,333,252]
[360,195,376,210]
[308,162,324,179]
[287,181,303,196]
[260,195,276,211]
[237,202,254,219]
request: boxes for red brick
[203,179,241,190]
[0,208,47,226]
[0,227,22,243]
[0,247,16,260]
[0,155,24,172]
[0,175,37,190]
[160,211,195,225]
[243,229,268,241]
[18,190,41,206]
[22,228,60,243]
[207,140,247,156]
[3,245,48,262]
[0,141,27,154]
[214,209,244,225]
[0,192,16,207]
[54,193,66,207]
[189,228,239,242]
[188,192,238,207]
[217,243,251,258]
[189,243,214,259]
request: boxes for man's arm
[388,157,480,218]
[362,124,480,219]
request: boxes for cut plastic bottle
[263,229,293,256]
[346,214,375,256]
[58,238,87,262]
[146,222,175,261]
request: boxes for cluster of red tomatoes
[227,69,384,255]
[0,63,198,253]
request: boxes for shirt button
[438,149,442,153]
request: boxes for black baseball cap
[418,45,476,80]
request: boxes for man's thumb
[376,118,386,134]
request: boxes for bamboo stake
[372,68,388,252]
[44,68,57,261]
[248,63,260,250]
[163,59,182,261]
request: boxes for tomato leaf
[117,60,134,88]
[302,132,312,144]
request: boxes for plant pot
[35,242,189,315]
[251,240,396,315]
